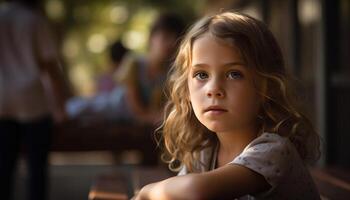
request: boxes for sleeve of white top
[177,165,188,176]
[229,133,292,191]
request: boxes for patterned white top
[178,132,321,200]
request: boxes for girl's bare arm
[133,164,270,200]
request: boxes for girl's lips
[204,106,228,113]
[205,110,227,115]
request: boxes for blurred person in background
[0,0,68,200]
[66,13,186,125]
[66,39,130,122]
[96,40,129,94]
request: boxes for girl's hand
[130,175,199,200]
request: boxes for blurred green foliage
[42,0,203,95]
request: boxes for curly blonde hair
[157,11,320,172]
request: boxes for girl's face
[188,34,260,133]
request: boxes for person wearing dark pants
[0,116,53,200]
[0,0,68,199]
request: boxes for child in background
[65,40,129,121]
[114,12,185,124]
[66,13,185,124]
[96,40,129,94]
[133,12,321,199]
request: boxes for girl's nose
[207,83,225,98]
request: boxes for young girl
[133,11,321,200]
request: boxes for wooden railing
[51,119,159,165]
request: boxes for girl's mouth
[204,106,228,113]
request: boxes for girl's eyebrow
[191,62,246,68]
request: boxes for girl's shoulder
[242,132,291,154]
[230,132,320,199]
[231,132,296,180]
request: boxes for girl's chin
[199,119,234,133]
[205,124,228,133]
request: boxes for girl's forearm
[137,174,204,200]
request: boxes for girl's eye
[227,71,243,79]
[194,72,209,80]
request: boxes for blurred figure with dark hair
[66,40,130,121]
[150,12,186,37]
[96,40,129,94]
[147,12,186,67]
[67,13,186,124]
[0,0,67,200]
[115,12,186,124]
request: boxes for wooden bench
[88,166,173,200]
[51,119,159,165]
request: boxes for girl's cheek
[188,79,198,91]
[192,80,206,89]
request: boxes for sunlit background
[1,0,349,169]
[39,0,204,96]
[38,0,350,166]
